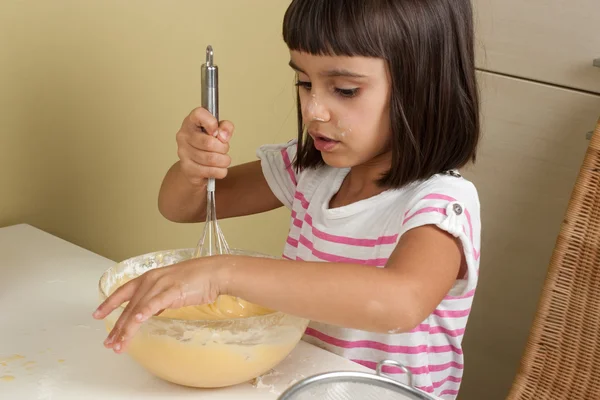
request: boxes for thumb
[217,120,234,143]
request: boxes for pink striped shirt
[257,140,481,400]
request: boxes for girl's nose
[304,94,330,122]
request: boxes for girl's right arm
[157,107,283,223]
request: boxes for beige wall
[0,0,296,261]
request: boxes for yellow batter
[104,276,304,388]
[122,330,299,388]
[158,295,274,320]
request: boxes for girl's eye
[295,81,359,98]
[295,80,312,90]
[335,88,360,98]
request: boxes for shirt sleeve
[255,139,299,209]
[400,176,482,296]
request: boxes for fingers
[102,278,154,352]
[175,108,234,186]
[94,258,216,354]
[102,275,154,351]
[217,120,234,143]
[180,159,228,182]
[181,148,231,169]
[188,107,219,136]
[185,133,230,155]
[187,108,234,140]
[186,108,234,141]
[175,133,230,183]
[136,288,181,323]
[107,287,182,354]
[93,278,140,320]
[104,283,147,350]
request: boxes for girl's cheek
[334,118,352,140]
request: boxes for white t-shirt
[256,139,481,400]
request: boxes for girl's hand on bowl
[92,257,225,353]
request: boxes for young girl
[94,0,481,398]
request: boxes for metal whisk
[194,45,231,258]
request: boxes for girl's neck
[329,151,392,209]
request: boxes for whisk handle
[207,178,216,191]
[201,45,219,194]
[201,45,219,123]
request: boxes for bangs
[283,0,386,58]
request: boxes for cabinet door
[459,71,600,400]
[472,0,600,93]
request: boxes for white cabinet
[459,71,600,400]
[473,0,600,93]
[463,2,600,398]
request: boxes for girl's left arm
[222,225,463,333]
[95,224,462,353]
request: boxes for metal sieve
[277,360,439,400]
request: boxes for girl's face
[290,50,392,169]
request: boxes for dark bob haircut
[282,0,480,188]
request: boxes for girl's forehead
[289,50,385,76]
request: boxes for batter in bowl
[158,295,274,320]
[104,276,303,388]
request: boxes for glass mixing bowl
[98,248,309,388]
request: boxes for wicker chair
[506,118,600,400]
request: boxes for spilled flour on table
[252,369,283,393]
[252,368,307,394]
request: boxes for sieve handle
[376,359,414,388]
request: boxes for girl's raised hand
[177,107,234,186]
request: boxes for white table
[0,224,377,399]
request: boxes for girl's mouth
[310,132,340,152]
